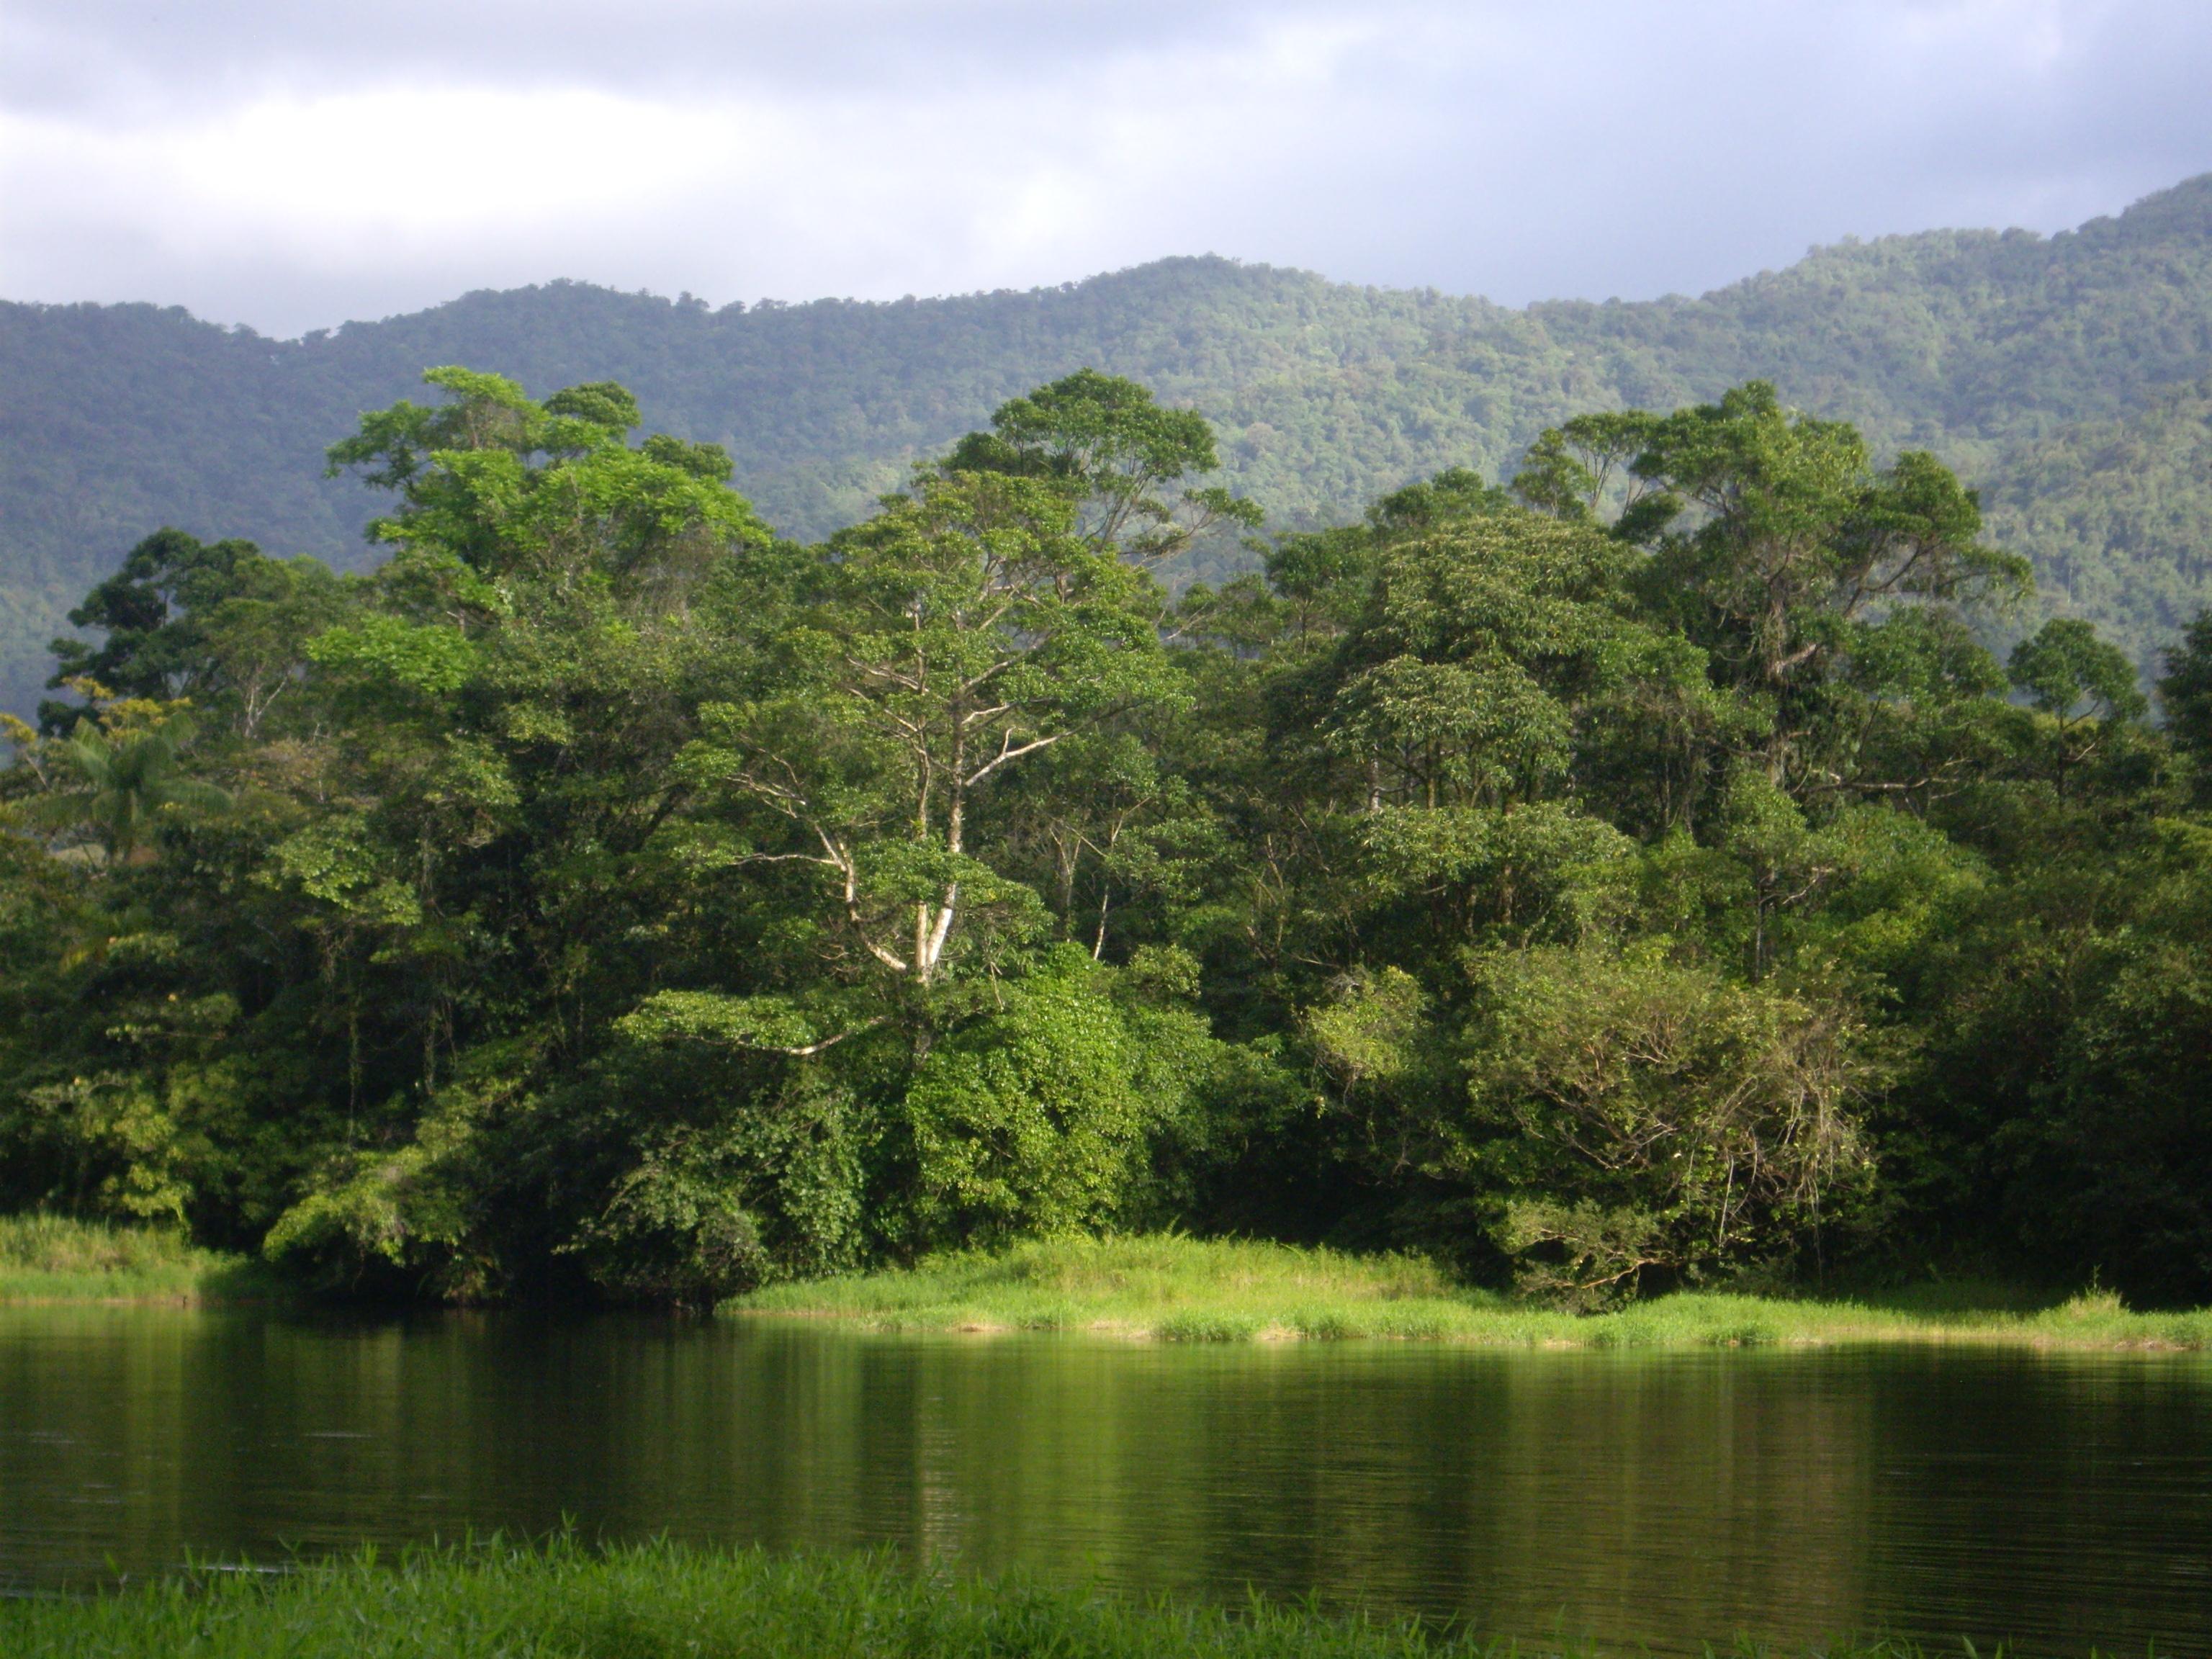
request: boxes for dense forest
[4,362,2208,1308]
[5,175,2212,714]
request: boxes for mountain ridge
[4,172,2211,711]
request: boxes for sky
[3,1,2209,338]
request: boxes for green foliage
[261,1143,471,1294]
[0,1211,258,1301]
[565,1043,870,1298]
[2161,608,2212,802]
[42,529,348,730]
[946,368,1261,562]
[689,462,1176,989]
[905,952,1160,1246]
[2163,610,2212,748]
[4,361,2211,1313]
[2009,619,2147,724]
[25,714,231,863]
[1516,382,2029,792]
[0,1536,2068,1658]
[1982,379,2212,680]
[1459,945,1877,1298]
[9,174,2212,714]
[562,1133,770,1310]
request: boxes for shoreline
[0,1214,274,1307]
[730,1236,2212,1353]
[732,1305,2212,1352]
[10,1222,2205,1351]
[0,1274,274,1306]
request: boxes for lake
[1,1306,2206,1653]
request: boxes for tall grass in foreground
[0,1213,266,1302]
[0,1540,2092,1658]
[733,1235,2212,1350]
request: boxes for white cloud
[1,1,2206,335]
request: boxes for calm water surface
[0,1306,2206,1653]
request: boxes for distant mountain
[5,174,2212,712]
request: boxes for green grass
[0,1213,275,1303]
[732,1235,2212,1351]
[0,1539,2097,1658]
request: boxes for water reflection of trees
[1,1313,2202,1653]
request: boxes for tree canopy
[4,365,2211,1309]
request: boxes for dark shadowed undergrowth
[0,1539,2116,1658]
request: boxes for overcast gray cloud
[2,0,2208,336]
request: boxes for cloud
[0,0,1319,114]
[2,1,2208,336]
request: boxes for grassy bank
[733,1236,2212,1351]
[0,1540,2084,1658]
[0,1213,271,1303]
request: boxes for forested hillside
[4,174,2211,714]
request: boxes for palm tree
[30,716,230,864]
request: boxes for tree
[1515,383,2031,789]
[904,950,1159,1246]
[12,364,2209,1307]
[693,466,1181,990]
[29,714,229,864]
[40,527,352,744]
[2007,616,2148,782]
[2010,617,2147,726]
[1459,945,1877,1298]
[945,369,1259,563]
[251,367,781,1289]
[327,367,764,593]
[2162,608,2212,802]
[1317,507,1679,812]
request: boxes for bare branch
[963,731,1065,788]
[757,1016,886,1058]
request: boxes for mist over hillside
[4,173,2211,714]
